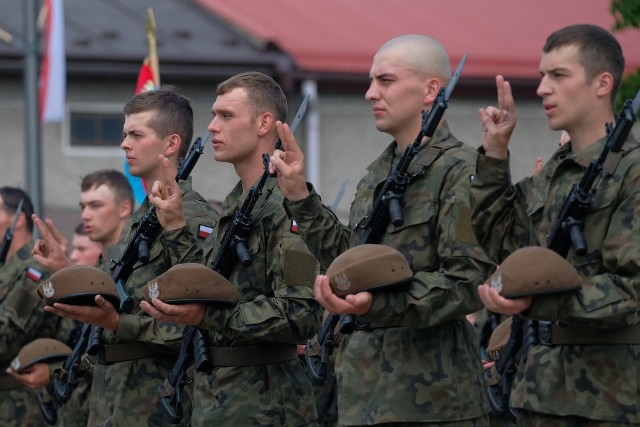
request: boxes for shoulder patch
[198,224,213,239]
[290,218,299,234]
[26,267,43,282]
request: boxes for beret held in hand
[327,244,413,298]
[11,338,72,373]
[37,265,120,308]
[486,316,513,362]
[143,263,239,306]
[489,246,582,298]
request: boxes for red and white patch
[198,224,213,239]
[290,219,299,234]
[26,267,43,282]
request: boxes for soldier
[68,223,102,267]
[270,34,494,425]
[141,71,322,426]
[471,24,640,425]
[41,88,219,426]
[12,169,135,426]
[0,187,71,426]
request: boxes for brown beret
[327,244,413,298]
[10,338,72,374]
[37,265,120,308]
[486,316,512,362]
[143,263,239,305]
[489,246,582,298]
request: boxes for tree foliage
[610,0,640,113]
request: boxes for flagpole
[24,0,43,217]
[146,8,160,87]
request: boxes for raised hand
[269,121,311,201]
[149,155,185,231]
[31,214,71,273]
[478,75,517,160]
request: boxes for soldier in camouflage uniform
[43,88,219,426]
[471,24,640,425]
[12,170,135,427]
[270,35,494,425]
[142,72,322,426]
[0,187,71,426]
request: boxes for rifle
[51,130,210,408]
[158,97,309,423]
[486,88,640,422]
[0,198,23,264]
[305,53,469,384]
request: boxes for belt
[97,342,165,364]
[207,344,297,367]
[0,373,22,390]
[538,321,640,345]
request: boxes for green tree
[610,0,640,114]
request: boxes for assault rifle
[485,88,640,422]
[158,98,309,423]
[51,130,210,410]
[0,198,23,264]
[305,53,469,385]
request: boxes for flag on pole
[126,8,160,205]
[39,0,66,123]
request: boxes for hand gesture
[31,214,71,273]
[140,298,205,326]
[478,75,517,160]
[314,275,372,316]
[149,155,185,231]
[269,121,311,201]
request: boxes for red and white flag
[39,0,66,123]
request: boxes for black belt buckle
[537,321,552,345]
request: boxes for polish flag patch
[26,267,43,282]
[290,219,299,234]
[198,224,213,239]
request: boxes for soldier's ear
[164,134,181,157]
[423,78,441,105]
[256,112,274,137]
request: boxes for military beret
[10,338,72,374]
[143,263,239,305]
[326,244,413,298]
[486,316,512,362]
[489,246,582,298]
[37,265,120,308]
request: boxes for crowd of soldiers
[0,22,638,427]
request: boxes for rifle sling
[538,321,640,345]
[97,342,167,364]
[206,344,297,367]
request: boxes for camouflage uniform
[0,242,71,426]
[191,176,322,426]
[470,136,640,424]
[88,179,218,427]
[285,122,494,425]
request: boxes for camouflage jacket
[0,242,71,427]
[470,136,640,423]
[286,121,494,425]
[89,179,219,427]
[192,175,322,426]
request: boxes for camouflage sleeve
[200,199,322,344]
[528,167,640,328]
[0,270,52,363]
[160,225,202,265]
[360,159,495,328]
[470,150,534,263]
[284,184,351,269]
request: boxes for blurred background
[0,0,638,239]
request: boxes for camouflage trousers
[354,414,492,426]
[516,410,637,426]
[0,387,47,427]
